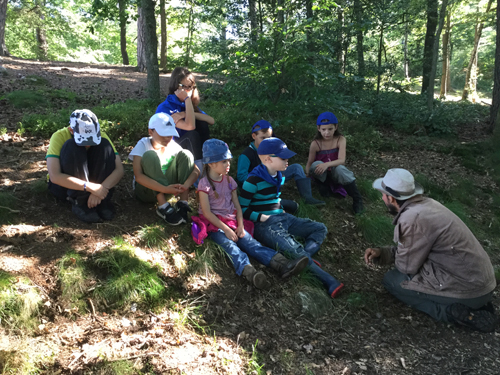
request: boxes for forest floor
[0,56,499,375]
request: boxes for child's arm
[182,163,200,190]
[239,178,269,222]
[132,156,185,195]
[305,140,320,176]
[171,91,196,131]
[199,192,238,241]
[312,136,347,175]
[231,189,246,238]
[236,154,251,185]
[194,112,215,125]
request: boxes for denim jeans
[383,268,493,322]
[254,213,342,294]
[309,162,355,185]
[209,229,277,276]
[283,163,306,182]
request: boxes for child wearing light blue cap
[191,139,308,290]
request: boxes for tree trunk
[376,24,384,95]
[462,0,494,101]
[258,0,263,33]
[184,1,194,67]
[137,5,147,73]
[337,5,344,73]
[305,0,313,54]
[489,0,500,132]
[35,1,48,61]
[220,21,227,61]
[354,0,364,76]
[277,0,284,24]
[0,0,9,56]
[118,0,129,65]
[427,0,448,110]
[159,0,167,71]
[404,13,409,80]
[440,11,451,98]
[141,0,160,101]
[421,0,438,94]
[249,0,258,42]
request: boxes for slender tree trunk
[220,18,227,60]
[118,0,129,65]
[277,0,284,24]
[249,0,258,42]
[337,5,344,73]
[159,0,167,71]
[427,0,448,110]
[422,0,438,94]
[440,11,451,98]
[258,0,263,33]
[35,1,48,60]
[0,0,9,56]
[462,0,494,101]
[377,24,384,95]
[141,0,160,101]
[404,14,409,80]
[354,0,364,76]
[305,0,313,54]
[184,1,194,67]
[137,5,147,73]
[489,0,500,132]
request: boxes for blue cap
[251,120,273,133]
[202,139,233,164]
[316,112,338,126]
[257,137,296,159]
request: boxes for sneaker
[96,200,115,221]
[175,201,192,223]
[72,203,102,223]
[446,303,498,333]
[157,203,185,225]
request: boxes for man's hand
[87,193,102,209]
[223,227,238,242]
[364,248,381,265]
[171,112,185,124]
[163,184,185,196]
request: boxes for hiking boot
[175,200,192,223]
[344,181,364,214]
[96,200,115,221]
[446,303,498,333]
[242,265,271,289]
[296,178,326,206]
[157,203,185,225]
[269,253,309,279]
[72,202,102,223]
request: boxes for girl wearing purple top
[193,139,308,290]
[306,112,364,214]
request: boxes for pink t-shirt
[198,175,237,220]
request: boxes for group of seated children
[46,69,357,298]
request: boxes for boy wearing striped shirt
[239,137,344,298]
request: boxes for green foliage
[6,90,49,109]
[25,75,49,86]
[0,271,42,330]
[355,213,394,246]
[93,238,167,309]
[0,192,18,224]
[58,252,88,311]
[84,359,140,375]
[248,340,265,375]
[137,225,168,250]
[0,127,7,136]
[30,179,48,195]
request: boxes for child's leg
[86,138,117,185]
[235,230,276,267]
[309,161,328,182]
[331,166,363,214]
[282,163,306,182]
[209,230,251,276]
[330,165,355,185]
[164,149,195,201]
[286,214,327,254]
[136,151,170,203]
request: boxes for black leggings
[176,120,210,160]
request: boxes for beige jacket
[378,196,496,299]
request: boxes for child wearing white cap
[46,109,124,223]
[128,113,200,225]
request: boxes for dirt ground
[0,56,499,375]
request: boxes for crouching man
[46,109,124,223]
[365,168,497,332]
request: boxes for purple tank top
[314,140,339,164]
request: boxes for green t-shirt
[45,128,118,159]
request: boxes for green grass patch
[355,212,394,246]
[188,241,228,276]
[0,192,18,224]
[84,359,141,375]
[30,179,48,194]
[0,271,42,330]
[58,252,88,312]
[137,225,168,250]
[92,237,167,309]
[26,75,49,86]
[356,176,381,204]
[6,90,49,108]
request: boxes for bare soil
[0,56,499,375]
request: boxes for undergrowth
[58,252,88,312]
[0,192,18,224]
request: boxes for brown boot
[242,265,271,290]
[270,253,309,278]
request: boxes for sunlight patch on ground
[0,255,31,272]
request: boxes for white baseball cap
[148,113,179,137]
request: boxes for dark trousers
[176,120,210,160]
[48,138,116,204]
[383,268,493,322]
